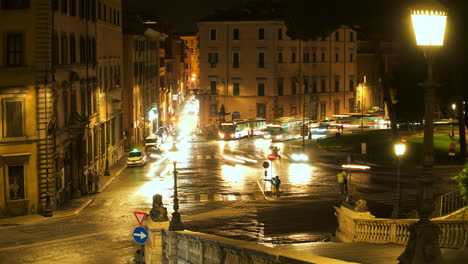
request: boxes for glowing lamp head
[394,143,406,157]
[452,103,456,110]
[411,4,447,46]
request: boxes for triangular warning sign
[134,212,147,226]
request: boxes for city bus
[249,118,266,136]
[263,117,303,141]
[218,119,250,140]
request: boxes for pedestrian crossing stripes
[189,154,260,162]
[178,193,264,202]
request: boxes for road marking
[200,193,208,201]
[0,231,109,252]
[213,194,223,201]
[227,194,236,201]
[187,194,195,201]
[197,155,202,160]
[206,155,211,160]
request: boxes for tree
[453,162,468,202]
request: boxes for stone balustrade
[335,205,468,248]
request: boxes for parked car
[127,148,147,167]
[156,127,168,143]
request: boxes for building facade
[197,20,357,127]
[181,34,200,93]
[0,0,123,217]
[122,22,167,150]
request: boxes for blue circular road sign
[133,226,149,244]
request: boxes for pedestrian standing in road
[92,169,100,194]
[337,170,346,194]
[270,176,277,197]
[274,176,281,197]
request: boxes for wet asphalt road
[0,137,460,263]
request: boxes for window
[321,52,325,62]
[278,28,283,40]
[277,78,283,96]
[6,33,23,66]
[350,31,354,42]
[79,0,84,18]
[2,0,30,9]
[291,78,297,95]
[277,52,283,63]
[335,31,339,41]
[97,2,101,19]
[257,103,266,118]
[291,52,296,63]
[349,99,355,112]
[53,0,58,10]
[79,36,85,63]
[70,34,76,64]
[208,52,218,67]
[61,0,67,14]
[303,52,309,63]
[291,106,297,116]
[70,0,76,16]
[7,165,25,200]
[349,79,354,91]
[321,79,326,93]
[335,79,339,92]
[304,79,309,94]
[335,53,339,63]
[258,52,264,68]
[334,100,340,114]
[210,81,217,95]
[312,52,316,63]
[4,100,24,137]
[61,34,68,64]
[258,83,265,96]
[233,52,239,68]
[258,28,265,40]
[103,3,106,21]
[233,28,239,40]
[209,104,218,117]
[233,83,240,96]
[210,29,216,40]
[320,102,326,117]
[312,79,318,93]
[349,53,354,62]
[91,0,96,21]
[53,33,59,66]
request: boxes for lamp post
[451,103,456,137]
[392,143,406,219]
[168,151,183,231]
[399,2,447,263]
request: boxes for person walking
[273,176,281,197]
[270,176,277,197]
[92,169,100,194]
[337,170,346,194]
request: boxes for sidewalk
[0,158,127,230]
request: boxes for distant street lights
[392,143,406,218]
[451,103,456,137]
[399,2,447,263]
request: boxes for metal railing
[406,190,467,219]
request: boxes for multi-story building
[181,33,200,93]
[0,0,123,217]
[197,19,357,127]
[164,35,186,121]
[122,19,167,150]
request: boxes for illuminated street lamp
[399,2,447,263]
[392,143,406,218]
[451,103,456,137]
[167,150,183,231]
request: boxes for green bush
[453,162,468,202]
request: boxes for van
[144,134,160,150]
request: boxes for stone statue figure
[149,194,169,222]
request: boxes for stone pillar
[144,219,169,264]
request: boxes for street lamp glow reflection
[394,143,406,157]
[411,9,447,46]
[288,164,313,184]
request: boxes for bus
[218,119,250,140]
[249,118,266,136]
[263,117,303,141]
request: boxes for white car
[127,149,147,167]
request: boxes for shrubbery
[453,162,468,201]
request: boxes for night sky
[127,0,244,32]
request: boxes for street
[0,133,460,263]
